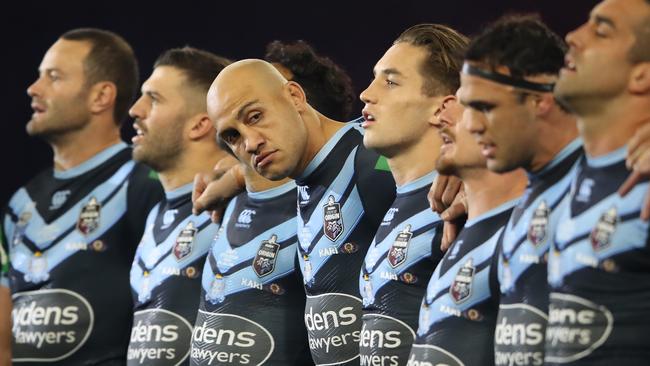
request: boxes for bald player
[204,60,396,365]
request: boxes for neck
[576,97,650,157]
[158,145,229,192]
[387,133,440,187]
[245,166,292,192]
[51,118,122,171]
[529,111,579,172]
[463,167,527,220]
[292,108,346,178]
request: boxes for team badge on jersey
[77,197,101,235]
[528,200,549,246]
[160,209,178,230]
[299,186,311,205]
[590,206,618,251]
[49,189,71,210]
[206,273,226,304]
[25,251,49,283]
[253,235,280,277]
[450,258,475,304]
[173,221,196,260]
[388,224,412,268]
[323,195,344,241]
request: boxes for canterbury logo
[237,209,256,224]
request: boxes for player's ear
[533,92,554,118]
[188,113,214,141]
[88,81,117,115]
[432,95,457,126]
[427,95,452,127]
[629,62,650,94]
[285,81,308,113]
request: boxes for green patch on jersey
[374,156,391,172]
[148,170,159,180]
[0,230,8,275]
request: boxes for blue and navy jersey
[128,183,217,366]
[190,181,311,366]
[411,200,516,366]
[3,143,163,365]
[296,120,396,366]
[546,147,650,365]
[358,170,443,366]
[495,139,583,366]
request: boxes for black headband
[461,63,555,93]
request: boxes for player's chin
[257,164,289,181]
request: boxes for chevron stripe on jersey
[191,181,310,366]
[358,170,443,366]
[4,143,163,365]
[7,160,134,280]
[128,183,216,366]
[546,147,650,365]
[295,119,396,366]
[494,139,583,366]
[411,200,515,366]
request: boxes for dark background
[2,0,597,205]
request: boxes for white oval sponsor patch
[494,303,547,366]
[190,310,274,366]
[127,309,193,366]
[305,293,362,365]
[545,293,613,363]
[359,313,415,366]
[11,288,94,362]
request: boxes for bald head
[207,59,312,180]
[208,59,288,119]
[216,59,287,88]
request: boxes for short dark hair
[394,24,469,96]
[629,1,650,63]
[61,28,139,125]
[465,14,566,79]
[265,40,355,121]
[154,46,232,96]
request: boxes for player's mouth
[30,102,46,117]
[132,121,147,145]
[478,140,497,159]
[361,110,376,128]
[561,55,577,75]
[254,149,278,170]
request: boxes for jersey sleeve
[125,163,164,245]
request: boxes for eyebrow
[39,67,61,75]
[236,99,260,121]
[380,68,403,77]
[144,90,164,101]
